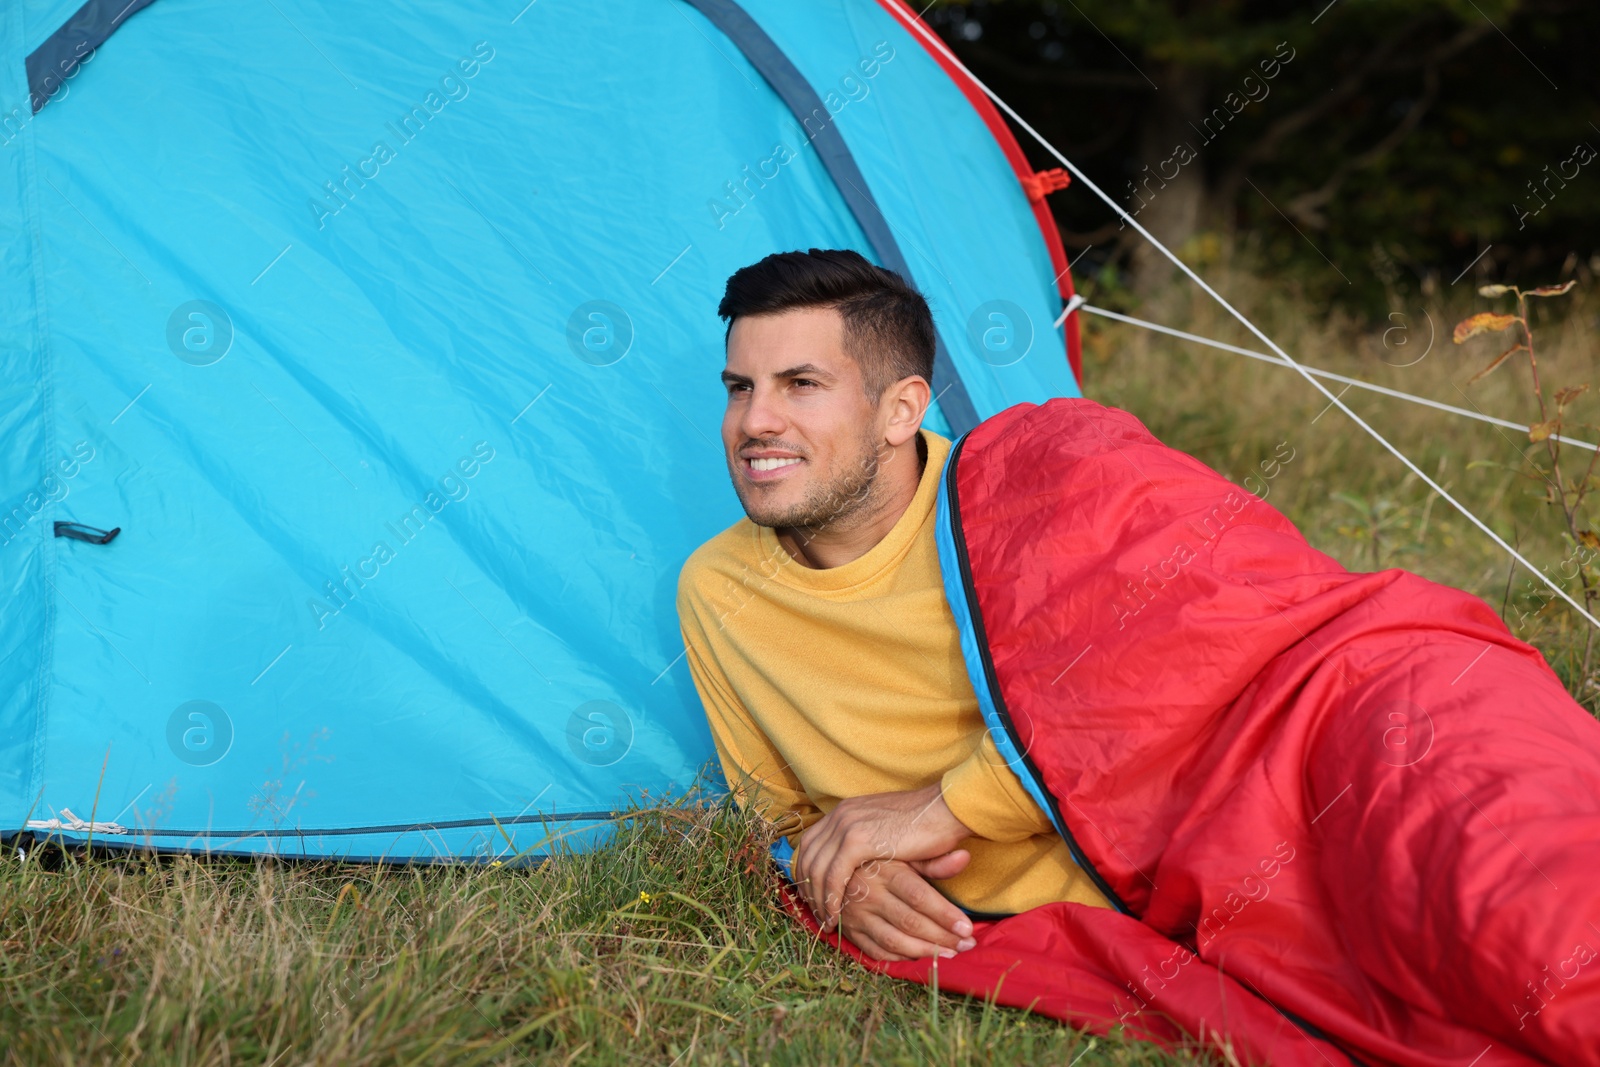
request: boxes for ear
[881,375,930,447]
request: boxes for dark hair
[717,248,935,400]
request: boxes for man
[676,248,1107,962]
[677,248,1600,1064]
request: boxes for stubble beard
[733,427,885,539]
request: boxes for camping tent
[0,0,1083,860]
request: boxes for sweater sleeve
[677,606,822,841]
[939,731,1055,844]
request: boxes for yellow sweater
[676,429,1110,915]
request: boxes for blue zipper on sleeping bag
[935,431,1133,917]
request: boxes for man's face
[720,308,885,533]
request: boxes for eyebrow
[719,363,838,386]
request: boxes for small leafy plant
[1455,279,1600,681]
[1331,472,1444,571]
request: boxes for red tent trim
[874,0,1085,387]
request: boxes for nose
[739,381,787,440]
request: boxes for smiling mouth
[748,457,802,472]
[741,455,804,482]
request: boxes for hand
[836,853,977,962]
[793,783,973,931]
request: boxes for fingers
[819,827,880,929]
[878,887,970,952]
[834,862,977,961]
[790,818,830,917]
[798,821,863,929]
[794,842,835,925]
[812,820,863,926]
[910,849,971,881]
[794,800,957,931]
[792,809,850,909]
[822,863,850,929]
[844,909,961,962]
[847,930,909,963]
[805,839,842,923]
[889,864,975,943]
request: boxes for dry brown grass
[1080,252,1600,705]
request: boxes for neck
[776,432,927,569]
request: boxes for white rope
[892,14,1600,630]
[1052,292,1085,328]
[1078,303,1599,453]
[26,807,128,835]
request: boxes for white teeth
[749,457,801,472]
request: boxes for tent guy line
[889,9,1600,631]
[1074,302,1600,453]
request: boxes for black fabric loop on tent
[53,521,121,544]
[26,0,159,114]
[680,0,981,437]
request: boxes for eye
[792,378,819,389]
[725,381,750,395]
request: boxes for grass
[1079,250,1600,710]
[7,258,1598,1064]
[0,803,1202,1066]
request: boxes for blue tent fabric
[679,0,980,436]
[0,0,1082,861]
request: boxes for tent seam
[16,5,57,825]
[840,1,980,407]
[679,0,981,434]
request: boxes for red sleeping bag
[788,398,1600,1066]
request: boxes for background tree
[931,0,1599,302]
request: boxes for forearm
[939,733,1055,843]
